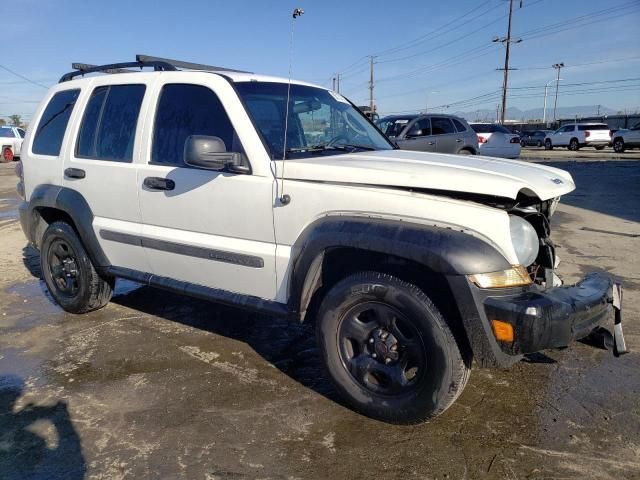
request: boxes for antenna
[279,7,304,206]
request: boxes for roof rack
[59,55,251,83]
[136,54,251,74]
[59,60,177,82]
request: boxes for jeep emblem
[551,178,563,184]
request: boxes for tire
[544,139,553,150]
[2,147,13,163]
[40,221,114,313]
[595,145,605,150]
[537,140,543,147]
[457,148,472,155]
[613,138,625,153]
[569,138,579,151]
[315,271,470,424]
[520,140,525,147]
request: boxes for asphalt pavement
[0,158,638,479]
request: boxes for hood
[282,149,575,201]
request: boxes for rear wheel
[41,221,114,313]
[613,138,625,153]
[569,138,579,151]
[2,147,13,162]
[520,140,525,147]
[544,139,553,150]
[316,271,470,424]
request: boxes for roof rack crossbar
[59,60,177,83]
[72,63,136,75]
[136,54,251,74]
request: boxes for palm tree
[8,114,22,127]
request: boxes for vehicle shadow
[542,160,640,223]
[109,282,344,403]
[0,375,86,480]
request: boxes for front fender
[288,216,510,312]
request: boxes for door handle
[427,141,435,145]
[64,168,86,179]
[143,177,175,191]
[455,138,463,143]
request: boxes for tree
[0,118,6,127]
[8,114,22,127]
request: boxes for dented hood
[282,149,575,201]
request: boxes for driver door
[397,118,436,152]
[136,78,277,300]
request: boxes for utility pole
[336,73,341,93]
[552,62,564,122]
[493,0,521,124]
[332,76,336,91]
[368,56,375,115]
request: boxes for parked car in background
[520,130,552,147]
[612,121,640,152]
[1,125,26,162]
[377,114,478,155]
[469,123,521,159]
[544,123,610,151]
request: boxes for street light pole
[543,78,561,126]
[552,62,564,122]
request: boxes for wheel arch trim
[288,215,511,316]
[25,184,110,268]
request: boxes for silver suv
[377,114,478,155]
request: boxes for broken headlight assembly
[509,215,539,267]
[468,265,532,288]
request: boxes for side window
[562,126,574,132]
[431,117,456,135]
[452,119,467,132]
[407,118,430,136]
[152,84,242,166]
[76,84,145,162]
[32,89,80,156]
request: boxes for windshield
[235,82,393,159]
[0,128,16,138]
[377,117,412,138]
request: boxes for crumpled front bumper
[483,272,613,355]
[448,271,622,367]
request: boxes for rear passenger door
[136,79,276,300]
[430,117,459,153]
[64,82,150,272]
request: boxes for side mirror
[183,135,248,173]
[405,129,423,138]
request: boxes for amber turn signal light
[491,320,514,342]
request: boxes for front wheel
[544,139,553,150]
[520,140,526,147]
[457,148,473,155]
[613,138,625,153]
[41,221,114,313]
[316,271,470,424]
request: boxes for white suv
[544,123,611,151]
[612,121,640,152]
[16,56,624,424]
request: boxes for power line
[0,64,50,89]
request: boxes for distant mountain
[452,105,619,122]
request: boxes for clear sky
[1,0,639,123]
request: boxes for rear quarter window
[32,89,80,156]
[452,119,468,132]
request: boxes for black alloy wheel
[337,301,425,396]
[47,238,81,298]
[569,138,579,151]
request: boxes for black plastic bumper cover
[483,272,613,355]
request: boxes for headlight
[509,215,539,266]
